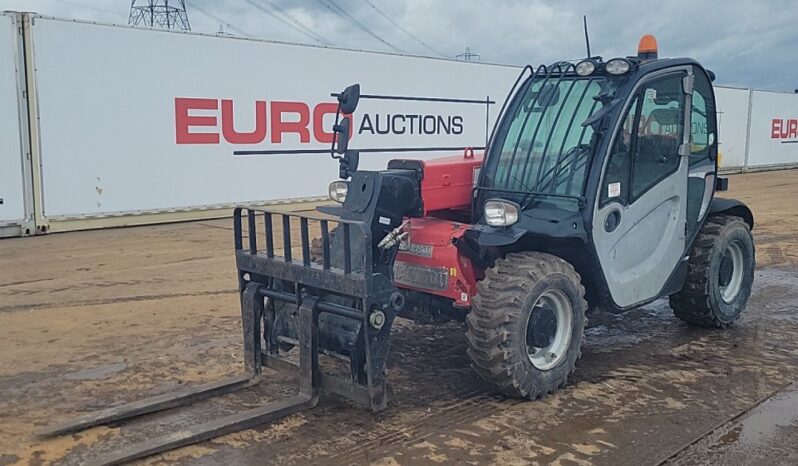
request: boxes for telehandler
[43,35,755,464]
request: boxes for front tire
[670,214,755,328]
[465,252,587,399]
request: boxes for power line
[191,4,251,37]
[364,0,447,57]
[372,0,459,50]
[259,0,331,46]
[315,0,404,53]
[244,0,326,44]
[47,0,127,19]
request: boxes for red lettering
[312,103,353,144]
[313,103,338,144]
[789,119,798,139]
[175,98,219,144]
[270,101,310,144]
[772,119,782,139]
[176,98,356,146]
[221,100,267,144]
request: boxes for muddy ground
[1,170,797,465]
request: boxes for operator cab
[474,36,722,310]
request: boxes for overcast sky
[2,0,795,91]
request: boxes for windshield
[480,74,608,210]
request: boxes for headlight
[328,180,348,203]
[605,58,631,75]
[484,199,520,227]
[575,60,596,76]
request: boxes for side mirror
[338,83,361,114]
[339,150,360,179]
[334,117,351,154]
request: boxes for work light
[575,60,596,76]
[329,180,348,203]
[484,199,520,227]
[605,58,631,75]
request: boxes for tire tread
[465,252,587,399]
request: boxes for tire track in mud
[235,272,798,465]
[0,289,237,313]
[319,392,512,462]
[12,267,798,466]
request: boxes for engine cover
[388,149,484,216]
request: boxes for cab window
[602,73,685,204]
[689,72,717,164]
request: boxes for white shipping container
[714,86,751,169]
[0,13,28,233]
[746,90,798,168]
[6,13,798,235]
[29,16,518,219]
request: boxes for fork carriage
[39,207,401,465]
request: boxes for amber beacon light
[637,34,658,60]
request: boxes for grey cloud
[1,0,794,91]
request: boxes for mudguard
[709,198,754,229]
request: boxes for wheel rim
[719,240,745,304]
[525,289,573,370]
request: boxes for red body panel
[395,218,480,307]
[391,150,490,307]
[418,150,484,215]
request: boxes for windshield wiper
[520,144,592,209]
[539,144,591,188]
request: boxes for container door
[0,13,29,234]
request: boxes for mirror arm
[329,102,343,160]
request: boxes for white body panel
[592,70,689,308]
[0,14,27,227]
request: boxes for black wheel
[465,252,587,399]
[670,214,755,328]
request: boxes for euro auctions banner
[27,15,797,221]
[747,90,798,167]
[30,16,518,218]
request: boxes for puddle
[734,383,798,449]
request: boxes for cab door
[592,68,693,308]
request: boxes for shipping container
[26,15,518,232]
[713,86,751,169]
[1,13,796,236]
[747,90,798,169]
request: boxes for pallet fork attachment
[40,208,397,465]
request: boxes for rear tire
[465,252,587,399]
[670,215,755,328]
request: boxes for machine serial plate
[398,238,433,257]
[393,261,449,291]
